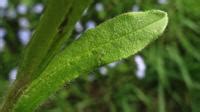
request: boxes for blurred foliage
[0,0,199,112]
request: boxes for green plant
[0,0,168,111]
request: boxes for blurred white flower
[95,3,104,12]
[0,9,5,17]
[132,5,140,12]
[6,8,17,19]
[99,66,108,76]
[18,29,31,45]
[158,0,168,4]
[0,27,6,38]
[32,3,44,14]
[18,18,30,28]
[75,21,83,33]
[9,68,18,83]
[86,20,96,29]
[17,4,28,15]
[134,55,146,79]
[83,8,88,16]
[88,74,95,82]
[0,38,5,52]
[75,33,82,40]
[0,0,8,9]
[108,62,118,68]
[0,28,6,52]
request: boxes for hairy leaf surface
[15,10,168,111]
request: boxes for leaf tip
[144,10,168,37]
[149,9,168,32]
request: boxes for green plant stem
[0,0,73,111]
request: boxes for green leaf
[38,0,92,78]
[18,0,72,80]
[176,31,200,61]
[158,85,166,112]
[14,10,168,111]
[191,89,200,112]
[0,0,91,111]
[47,0,92,55]
[167,46,193,89]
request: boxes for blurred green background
[0,0,200,112]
